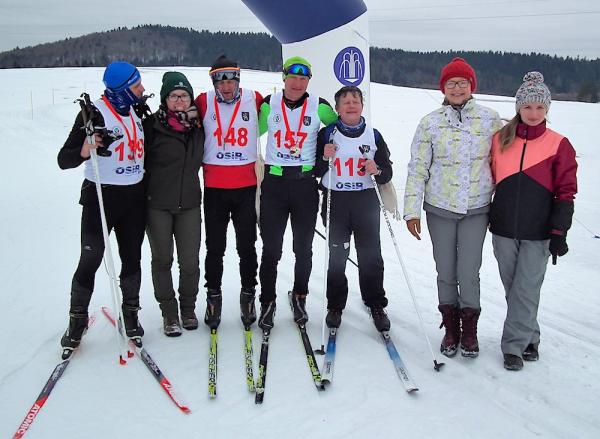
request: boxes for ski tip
[320,379,330,389]
[119,356,127,366]
[181,406,192,414]
[407,387,419,394]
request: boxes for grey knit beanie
[515,71,551,112]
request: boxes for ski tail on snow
[380,331,419,393]
[244,327,255,392]
[255,329,270,404]
[208,328,218,399]
[320,327,337,386]
[288,291,324,390]
[13,314,97,439]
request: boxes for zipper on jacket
[513,131,528,239]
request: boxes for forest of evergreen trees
[1,25,598,102]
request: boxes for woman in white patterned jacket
[403,57,503,359]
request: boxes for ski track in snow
[1,68,599,439]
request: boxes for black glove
[549,233,568,265]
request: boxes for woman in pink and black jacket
[490,72,578,371]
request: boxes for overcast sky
[1,0,598,59]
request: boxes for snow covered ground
[1,67,599,438]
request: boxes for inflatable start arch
[242,0,371,117]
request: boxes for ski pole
[317,128,339,355]
[77,93,130,365]
[317,156,333,355]
[359,146,444,371]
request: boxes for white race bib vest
[322,127,377,191]
[84,98,145,185]
[264,92,321,166]
[202,88,259,165]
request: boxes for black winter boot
[503,354,524,371]
[460,307,480,358]
[438,304,461,357]
[181,309,199,330]
[163,316,182,337]
[523,344,539,361]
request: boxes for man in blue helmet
[57,61,148,355]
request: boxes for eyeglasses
[209,68,240,82]
[283,63,312,78]
[167,94,191,102]
[445,80,470,89]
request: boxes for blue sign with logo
[333,46,365,86]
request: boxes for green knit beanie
[160,71,194,103]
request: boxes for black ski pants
[322,189,387,310]
[70,181,145,312]
[259,174,319,303]
[203,186,258,292]
[146,206,201,318]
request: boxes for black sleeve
[57,112,87,169]
[142,115,157,149]
[318,97,333,107]
[314,127,330,178]
[373,129,393,185]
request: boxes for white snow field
[1,67,599,438]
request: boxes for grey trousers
[492,234,549,356]
[146,207,201,318]
[426,211,489,310]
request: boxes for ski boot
[326,309,343,328]
[240,286,257,327]
[369,305,391,332]
[258,301,276,330]
[204,289,222,330]
[60,308,88,359]
[290,292,308,325]
[122,304,144,347]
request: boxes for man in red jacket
[195,55,263,330]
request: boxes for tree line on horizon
[0,25,597,102]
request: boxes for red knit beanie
[439,57,477,92]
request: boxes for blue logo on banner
[334,46,365,86]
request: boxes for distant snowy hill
[1,67,599,438]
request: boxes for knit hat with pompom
[515,71,551,112]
